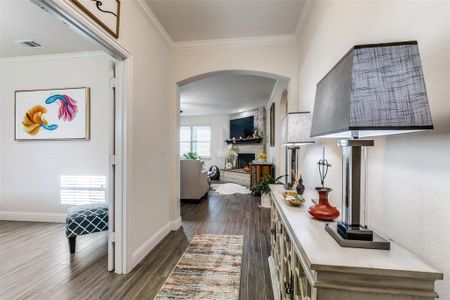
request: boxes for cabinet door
[270,205,284,299]
[281,229,294,300]
[292,250,314,300]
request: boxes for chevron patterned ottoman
[65,203,109,254]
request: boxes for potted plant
[256,152,268,163]
[253,174,285,208]
[183,152,199,160]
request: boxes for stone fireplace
[220,108,267,186]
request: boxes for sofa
[180,159,209,200]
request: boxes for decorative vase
[260,193,272,208]
[296,177,305,195]
[308,187,340,221]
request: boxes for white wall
[0,52,112,222]
[180,115,229,170]
[296,1,450,297]
[266,80,289,177]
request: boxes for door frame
[32,0,132,274]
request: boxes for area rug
[154,234,244,300]
[210,183,251,195]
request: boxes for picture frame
[15,87,90,141]
[72,0,120,39]
[270,102,275,147]
[280,89,288,119]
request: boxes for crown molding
[294,0,314,41]
[171,34,297,49]
[0,50,108,63]
[135,0,298,49]
[134,0,174,48]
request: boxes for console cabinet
[268,184,442,300]
[250,163,274,189]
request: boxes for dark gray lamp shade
[281,112,315,146]
[310,41,433,138]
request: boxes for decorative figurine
[296,175,305,195]
[308,147,340,221]
[291,170,305,195]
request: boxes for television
[230,116,255,139]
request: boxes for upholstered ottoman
[65,203,109,254]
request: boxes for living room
[179,71,290,197]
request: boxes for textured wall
[296,1,450,297]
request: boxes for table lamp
[310,41,433,250]
[281,112,315,189]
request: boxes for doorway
[0,0,127,276]
[31,0,128,273]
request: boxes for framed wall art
[15,87,90,141]
[72,0,120,38]
[270,102,275,147]
[280,89,288,119]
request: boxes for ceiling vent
[16,40,43,48]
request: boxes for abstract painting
[15,87,90,141]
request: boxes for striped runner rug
[154,234,244,300]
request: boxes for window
[60,175,107,205]
[180,126,211,158]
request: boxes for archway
[174,69,291,219]
[177,69,290,87]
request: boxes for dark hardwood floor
[0,192,273,299]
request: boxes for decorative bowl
[282,191,305,207]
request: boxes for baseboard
[170,216,182,231]
[130,223,171,270]
[0,210,66,223]
[130,216,183,270]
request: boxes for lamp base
[337,222,373,241]
[325,223,390,250]
[284,183,293,190]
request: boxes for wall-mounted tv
[230,116,255,139]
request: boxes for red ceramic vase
[308,187,340,221]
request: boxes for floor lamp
[310,41,433,250]
[281,112,315,189]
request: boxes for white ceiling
[180,74,277,116]
[146,0,306,42]
[0,0,100,58]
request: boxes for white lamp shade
[281,112,315,146]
